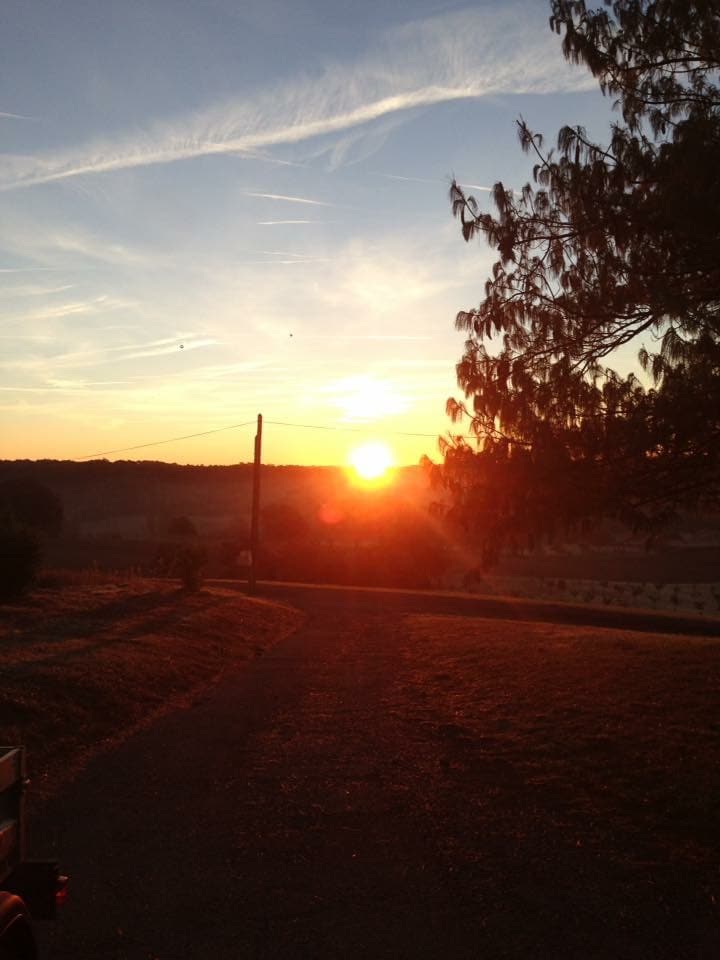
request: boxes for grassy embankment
[389,613,720,944]
[0,576,300,802]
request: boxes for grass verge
[0,578,301,803]
[392,614,720,948]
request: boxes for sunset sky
[1,0,613,466]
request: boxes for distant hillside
[0,459,431,535]
[1,459,718,591]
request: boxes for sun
[348,441,395,485]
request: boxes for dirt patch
[0,579,301,802]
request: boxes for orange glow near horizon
[347,441,395,487]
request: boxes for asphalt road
[31,583,720,959]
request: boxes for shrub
[0,523,41,600]
[152,542,207,590]
[176,545,206,592]
[0,478,63,536]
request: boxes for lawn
[388,613,720,952]
[0,578,300,803]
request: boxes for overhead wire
[77,417,478,460]
[77,420,257,460]
[264,419,472,440]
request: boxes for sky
[1,0,614,466]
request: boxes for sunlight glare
[331,376,409,421]
[348,441,395,485]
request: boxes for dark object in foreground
[0,526,41,601]
[0,747,67,958]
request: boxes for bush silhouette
[176,544,206,592]
[0,478,63,536]
[0,523,41,600]
[154,541,206,591]
[0,479,62,598]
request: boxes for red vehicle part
[0,891,35,960]
[1,748,66,959]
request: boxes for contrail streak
[0,111,39,121]
[0,5,594,192]
[244,192,333,206]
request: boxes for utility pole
[249,413,263,594]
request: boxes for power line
[77,420,256,460]
[77,417,477,461]
[265,419,467,440]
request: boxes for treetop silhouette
[438,0,720,564]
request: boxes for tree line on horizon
[0,460,446,597]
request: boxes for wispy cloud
[4,283,75,298]
[0,295,129,330]
[300,334,431,341]
[0,266,60,273]
[0,333,54,342]
[308,112,409,171]
[43,231,143,265]
[379,173,493,192]
[244,192,333,206]
[379,173,443,185]
[260,250,325,258]
[252,250,333,263]
[0,220,146,268]
[257,220,326,226]
[0,380,134,393]
[0,111,38,121]
[233,150,304,168]
[0,5,594,192]
[120,338,217,361]
[0,333,216,373]
[234,257,332,264]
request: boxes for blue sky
[1,0,612,465]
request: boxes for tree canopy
[0,477,63,537]
[439,0,720,564]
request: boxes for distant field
[461,572,720,616]
[0,579,300,803]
